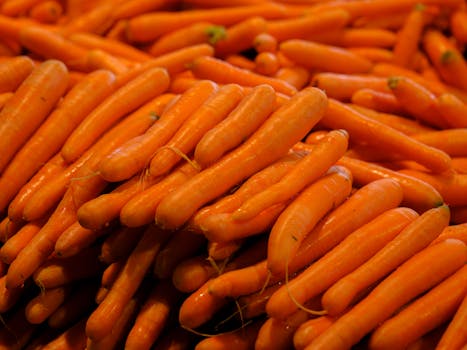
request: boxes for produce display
[0,0,467,349]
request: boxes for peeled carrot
[308,238,467,349]
[155,86,327,230]
[0,59,68,174]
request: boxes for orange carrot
[148,84,244,177]
[0,59,68,173]
[99,226,145,264]
[309,28,397,48]
[0,69,116,212]
[85,225,171,341]
[61,66,169,163]
[42,318,87,350]
[190,56,297,96]
[0,304,37,350]
[224,54,256,71]
[369,264,467,349]
[111,0,177,20]
[1,0,43,17]
[450,8,467,46]
[120,162,200,228]
[0,274,24,313]
[411,129,467,157]
[155,87,327,230]
[0,219,44,264]
[307,238,467,350]
[125,280,182,350]
[280,39,373,74]
[0,91,12,109]
[60,3,115,36]
[436,289,467,350]
[321,99,452,174]
[0,215,23,242]
[207,239,244,261]
[254,51,280,76]
[253,32,278,53]
[25,286,71,324]
[84,49,130,75]
[28,0,63,24]
[125,3,288,43]
[266,206,419,320]
[431,223,467,246]
[0,55,35,93]
[274,66,309,90]
[436,92,467,128]
[350,88,404,115]
[293,316,335,350]
[233,129,349,221]
[310,72,390,101]
[172,255,218,294]
[194,84,275,168]
[348,47,395,63]
[322,205,449,317]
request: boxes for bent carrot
[369,264,467,350]
[322,205,449,317]
[190,56,297,96]
[308,238,467,350]
[61,66,170,163]
[194,84,275,168]
[266,207,418,320]
[155,87,327,230]
[234,129,349,221]
[0,59,68,174]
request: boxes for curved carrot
[307,238,467,350]
[98,80,216,182]
[233,129,349,221]
[321,99,452,174]
[0,59,68,174]
[0,55,35,93]
[194,84,276,168]
[436,92,467,128]
[155,86,327,230]
[61,66,170,163]
[190,56,297,96]
[266,207,419,320]
[279,39,373,74]
[369,264,467,349]
[0,69,115,212]
[322,205,449,317]
[310,72,390,101]
[85,225,171,341]
[149,84,244,177]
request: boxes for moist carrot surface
[0,1,466,349]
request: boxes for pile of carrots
[0,0,466,349]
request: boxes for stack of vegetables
[0,0,466,349]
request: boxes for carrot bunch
[0,0,466,349]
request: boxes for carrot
[0,91,12,109]
[111,0,177,20]
[254,52,280,76]
[289,177,404,274]
[182,0,269,7]
[0,219,44,264]
[293,316,335,350]
[0,215,23,242]
[147,21,224,57]
[224,54,256,71]
[253,32,278,53]
[25,286,71,324]
[338,156,444,212]
[190,56,297,96]
[7,152,67,222]
[322,204,450,317]
[1,0,43,16]
[266,166,353,276]
[387,75,449,129]
[33,245,103,288]
[120,162,200,228]
[152,326,197,350]
[280,39,373,74]
[213,16,267,57]
[155,86,327,230]
[266,8,350,43]
[194,320,263,350]
[310,72,390,101]
[60,3,115,36]
[194,84,275,168]
[115,43,215,87]
[255,310,310,350]
[148,84,244,177]
[61,66,169,163]
[450,8,467,46]
[309,28,397,48]
[28,1,63,24]
[84,49,130,75]
[436,92,467,128]
[348,47,395,63]
[125,280,182,350]
[431,223,467,246]
[207,239,244,261]
[0,69,116,212]
[411,129,467,157]
[307,238,467,350]
[0,304,37,350]
[172,255,219,293]
[423,28,467,90]
[399,168,467,207]
[321,99,452,174]
[274,66,309,90]
[0,275,24,313]
[266,206,419,320]
[48,282,98,329]
[85,224,171,341]
[0,59,68,174]
[99,226,145,264]
[369,264,467,349]
[125,3,287,43]
[153,228,207,279]
[233,129,349,221]
[236,283,282,320]
[98,80,216,182]
[42,318,87,350]
[0,55,35,93]
[436,290,467,349]
[350,88,404,115]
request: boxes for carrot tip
[440,50,456,64]
[205,25,227,45]
[387,76,400,89]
